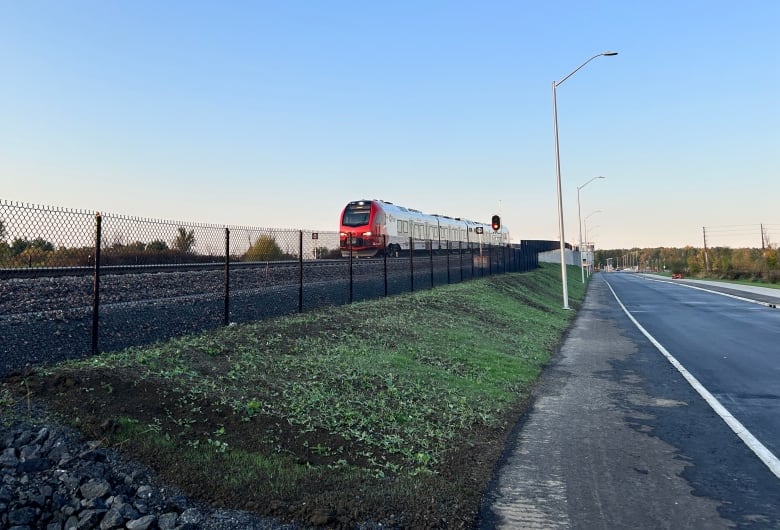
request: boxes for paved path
[478,274,780,529]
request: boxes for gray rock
[158,511,178,530]
[2,418,292,530]
[0,484,13,502]
[8,506,37,525]
[136,484,154,499]
[179,507,203,525]
[17,457,52,473]
[14,430,35,447]
[1,447,20,467]
[32,427,50,445]
[99,507,124,530]
[64,514,80,530]
[77,509,101,528]
[80,478,111,500]
[20,443,41,460]
[126,514,156,530]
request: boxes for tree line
[0,221,338,268]
[595,245,780,282]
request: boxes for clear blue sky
[2,0,778,249]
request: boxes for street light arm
[555,52,618,88]
[585,209,603,221]
[577,175,605,192]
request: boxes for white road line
[603,277,780,480]
[640,275,778,308]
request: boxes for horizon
[2,1,778,249]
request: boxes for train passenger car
[339,199,509,258]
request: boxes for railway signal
[491,215,501,232]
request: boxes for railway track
[1,255,499,377]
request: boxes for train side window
[397,220,403,233]
[403,221,408,233]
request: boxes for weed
[24,264,586,528]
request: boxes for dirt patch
[10,367,523,529]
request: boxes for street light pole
[577,176,605,283]
[584,215,602,276]
[553,51,617,309]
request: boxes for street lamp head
[602,51,618,56]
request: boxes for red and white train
[339,199,510,258]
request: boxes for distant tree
[243,235,286,261]
[315,246,341,259]
[11,238,30,256]
[765,244,779,270]
[0,243,9,265]
[126,241,147,252]
[30,238,55,252]
[147,240,169,252]
[0,221,9,264]
[173,227,196,253]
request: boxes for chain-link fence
[1,199,539,376]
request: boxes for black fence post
[429,240,434,289]
[471,242,475,279]
[298,230,304,313]
[224,227,230,326]
[459,241,463,283]
[383,235,388,297]
[409,236,414,292]
[510,247,514,272]
[446,240,451,284]
[91,212,102,355]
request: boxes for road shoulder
[479,276,746,529]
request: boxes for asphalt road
[479,273,780,529]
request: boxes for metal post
[298,230,303,312]
[224,227,230,325]
[471,242,475,278]
[409,236,414,292]
[383,235,388,297]
[552,52,617,308]
[429,239,434,288]
[459,241,463,282]
[446,240,451,284]
[91,212,102,355]
[553,79,569,308]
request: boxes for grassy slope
[5,263,587,528]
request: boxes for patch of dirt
[8,368,526,529]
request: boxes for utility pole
[761,223,766,250]
[703,226,709,273]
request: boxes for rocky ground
[1,404,304,530]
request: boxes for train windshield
[342,203,371,227]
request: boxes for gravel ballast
[1,407,300,530]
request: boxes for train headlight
[362,231,372,236]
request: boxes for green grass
[17,262,588,526]
[650,271,780,289]
[695,275,780,289]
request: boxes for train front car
[339,200,386,258]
